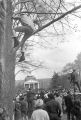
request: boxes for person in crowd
[14,96,21,120]
[45,93,61,120]
[44,93,50,103]
[19,96,28,120]
[40,90,45,100]
[71,98,81,120]
[70,69,81,92]
[0,108,6,120]
[26,88,35,118]
[64,91,73,120]
[55,92,63,116]
[13,14,35,51]
[31,98,50,120]
[62,93,67,114]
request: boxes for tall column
[29,84,30,89]
[33,83,35,89]
[38,83,39,89]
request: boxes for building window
[30,84,33,89]
[35,83,38,89]
[25,84,29,89]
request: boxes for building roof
[24,79,39,84]
[25,75,36,81]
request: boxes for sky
[16,30,81,80]
[16,0,81,80]
[32,32,81,78]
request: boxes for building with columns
[24,75,39,90]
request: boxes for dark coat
[20,100,28,115]
[64,94,73,111]
[45,99,61,120]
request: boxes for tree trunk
[0,1,15,120]
[0,19,3,99]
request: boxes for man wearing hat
[31,98,50,120]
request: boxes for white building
[24,75,39,90]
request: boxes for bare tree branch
[13,4,81,52]
[33,4,81,34]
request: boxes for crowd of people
[14,87,81,120]
[3,69,79,120]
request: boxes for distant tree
[62,63,75,73]
[62,52,81,87]
[51,72,70,89]
[74,52,81,77]
[51,72,60,89]
[62,52,81,75]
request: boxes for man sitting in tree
[13,14,35,50]
[13,14,35,62]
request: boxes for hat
[35,99,43,107]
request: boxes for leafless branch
[13,3,81,52]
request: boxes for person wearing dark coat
[19,96,28,120]
[71,99,81,120]
[45,93,61,120]
[64,91,73,120]
[14,100,21,120]
[70,69,81,92]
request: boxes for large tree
[0,1,15,120]
[0,0,81,119]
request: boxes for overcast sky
[31,13,81,79]
[16,30,81,80]
[32,31,81,78]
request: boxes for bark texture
[0,1,15,120]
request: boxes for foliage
[51,72,60,88]
[51,71,70,89]
[62,63,75,73]
[62,52,81,77]
[74,52,81,71]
